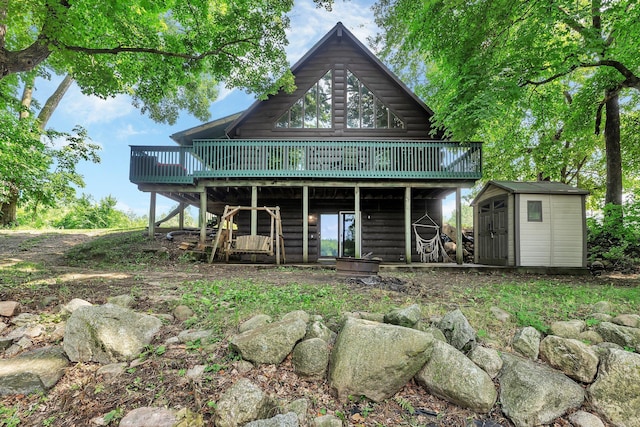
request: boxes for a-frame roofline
[225,22,435,137]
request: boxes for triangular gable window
[346,70,404,129]
[276,71,332,128]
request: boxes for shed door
[478,195,508,265]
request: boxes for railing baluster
[130,140,481,183]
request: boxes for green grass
[178,278,396,338]
[64,229,156,269]
[460,280,640,333]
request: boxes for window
[276,71,332,128]
[346,70,404,129]
[527,201,543,222]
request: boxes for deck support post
[405,186,412,264]
[251,186,258,236]
[251,186,258,262]
[303,186,309,263]
[178,202,185,229]
[199,190,207,244]
[354,185,361,258]
[455,187,463,264]
[148,192,156,239]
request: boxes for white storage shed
[471,181,589,267]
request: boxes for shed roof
[471,180,589,205]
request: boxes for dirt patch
[0,230,637,426]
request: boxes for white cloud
[213,85,235,104]
[286,0,377,63]
[62,85,134,125]
[116,124,148,140]
[116,200,148,217]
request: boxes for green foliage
[0,404,21,427]
[374,0,640,200]
[0,110,101,226]
[52,195,133,229]
[587,196,640,269]
[1,0,306,123]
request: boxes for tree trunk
[37,73,74,130]
[0,184,18,226]
[604,90,622,206]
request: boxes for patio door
[319,212,358,258]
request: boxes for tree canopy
[374,0,640,205]
[1,0,301,123]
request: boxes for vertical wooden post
[354,185,361,258]
[148,192,156,239]
[178,202,185,229]
[251,186,258,262]
[456,187,463,265]
[405,186,412,264]
[199,190,207,245]
[251,186,258,236]
[303,186,309,263]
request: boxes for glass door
[339,211,356,257]
[319,214,338,257]
[319,212,358,258]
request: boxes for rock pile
[2,297,640,426]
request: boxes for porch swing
[412,212,451,263]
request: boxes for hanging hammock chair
[412,212,451,263]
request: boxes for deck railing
[130,140,482,184]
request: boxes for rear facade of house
[129,23,482,263]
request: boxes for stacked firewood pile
[441,224,474,263]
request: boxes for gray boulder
[292,338,329,378]
[437,309,477,352]
[214,378,277,427]
[489,306,512,323]
[119,407,203,427]
[499,353,584,427]
[0,301,20,317]
[244,412,299,427]
[468,346,503,379]
[568,411,605,427]
[239,315,273,333]
[304,320,336,344]
[230,318,307,365]
[549,320,585,339]
[282,310,310,324]
[579,330,604,345]
[177,329,215,343]
[611,313,640,328]
[594,321,640,351]
[592,301,613,315]
[313,415,342,427]
[539,335,599,383]
[329,318,434,402]
[60,298,92,317]
[511,326,541,360]
[415,340,497,412]
[173,305,195,322]
[106,294,135,308]
[588,349,640,427]
[63,304,162,364]
[384,304,422,328]
[0,346,68,396]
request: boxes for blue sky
[36,0,459,219]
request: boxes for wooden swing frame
[208,205,286,264]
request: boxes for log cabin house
[129,22,482,264]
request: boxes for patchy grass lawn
[0,229,638,426]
